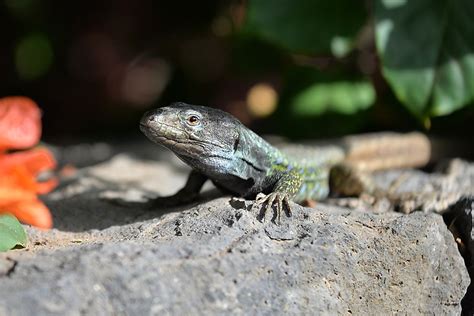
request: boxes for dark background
[1,0,472,143]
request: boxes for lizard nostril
[148,116,156,122]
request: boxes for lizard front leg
[149,169,208,208]
[255,169,303,223]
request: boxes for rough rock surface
[0,151,471,315]
[373,159,474,213]
[328,158,474,215]
[443,197,474,315]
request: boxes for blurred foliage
[15,33,53,80]
[375,0,474,120]
[0,0,472,140]
[245,0,474,129]
[244,0,366,55]
[292,81,375,116]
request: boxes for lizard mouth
[142,121,188,142]
[141,122,210,156]
[140,110,187,141]
[141,119,229,154]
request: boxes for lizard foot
[254,192,292,224]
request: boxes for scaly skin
[140,102,330,223]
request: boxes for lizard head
[140,102,241,160]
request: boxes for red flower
[0,97,57,229]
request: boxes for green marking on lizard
[140,102,333,223]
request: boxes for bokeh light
[15,33,53,80]
[121,57,171,107]
[246,83,278,118]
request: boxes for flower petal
[0,96,41,151]
[1,199,53,229]
[0,147,57,174]
[35,178,59,195]
[0,165,37,191]
[0,187,37,206]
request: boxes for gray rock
[443,196,474,315]
[0,154,470,315]
[330,159,474,214]
[372,159,474,213]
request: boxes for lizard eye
[186,115,200,126]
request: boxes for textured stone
[443,196,474,315]
[0,154,470,315]
[372,159,474,213]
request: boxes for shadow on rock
[44,174,222,232]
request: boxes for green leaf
[0,214,27,252]
[375,0,474,118]
[292,81,375,116]
[244,0,366,54]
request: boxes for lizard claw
[254,192,292,224]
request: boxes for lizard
[139,102,431,222]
